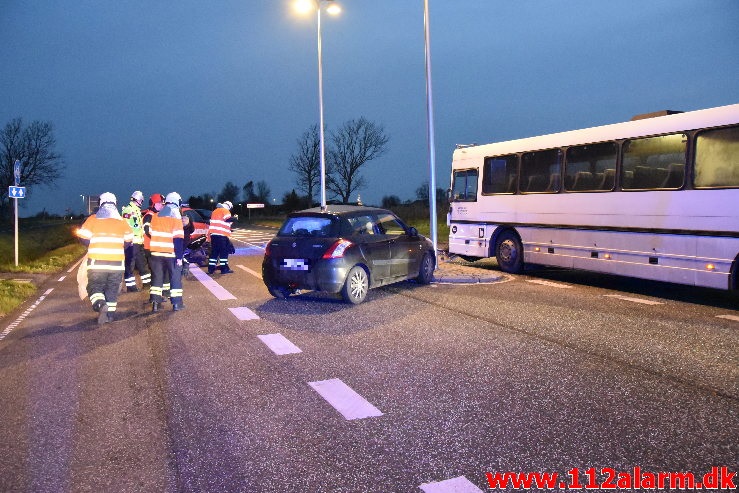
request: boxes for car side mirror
[408,226,419,237]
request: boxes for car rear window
[278,216,335,237]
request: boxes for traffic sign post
[9,178,25,266]
[246,203,265,221]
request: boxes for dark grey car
[262,205,435,304]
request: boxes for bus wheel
[495,230,523,273]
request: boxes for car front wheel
[341,266,369,304]
[416,252,434,284]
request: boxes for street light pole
[295,0,340,212]
[423,0,438,266]
[317,2,327,211]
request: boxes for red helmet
[148,193,164,208]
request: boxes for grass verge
[0,221,85,316]
[0,280,37,318]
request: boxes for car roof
[294,205,389,217]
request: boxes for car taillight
[322,239,353,259]
[264,241,272,256]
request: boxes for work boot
[152,301,161,313]
[172,303,185,312]
[97,304,109,326]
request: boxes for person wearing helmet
[76,192,134,325]
[148,192,186,311]
[121,190,151,292]
[142,193,171,302]
[207,200,236,274]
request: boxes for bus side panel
[521,227,737,288]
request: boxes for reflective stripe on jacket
[121,201,144,243]
[149,214,184,258]
[77,215,133,268]
[208,207,232,237]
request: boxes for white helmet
[99,192,117,205]
[131,190,144,205]
[165,192,182,206]
[223,201,233,210]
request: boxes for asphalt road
[1,225,737,492]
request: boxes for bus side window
[565,142,617,192]
[694,125,739,188]
[622,133,686,190]
[521,149,561,193]
[483,155,518,194]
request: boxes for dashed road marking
[716,314,739,322]
[58,275,66,282]
[527,279,572,288]
[308,378,383,420]
[1,288,53,341]
[257,333,302,355]
[67,257,84,273]
[188,265,236,300]
[603,294,663,305]
[228,306,260,320]
[236,264,262,279]
[419,476,484,492]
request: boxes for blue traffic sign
[9,186,26,198]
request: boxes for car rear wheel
[417,252,434,284]
[267,284,291,299]
[341,266,369,304]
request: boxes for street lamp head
[293,0,341,15]
[294,0,314,14]
[325,1,341,15]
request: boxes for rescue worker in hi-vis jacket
[148,192,185,312]
[207,200,235,274]
[142,193,170,302]
[121,190,151,292]
[77,192,134,325]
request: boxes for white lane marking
[228,306,260,321]
[67,257,85,273]
[716,314,739,322]
[257,333,302,355]
[188,265,236,300]
[58,275,66,282]
[527,279,572,288]
[419,476,484,493]
[603,294,663,305]
[236,264,262,279]
[1,288,54,341]
[308,378,383,420]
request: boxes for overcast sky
[2,0,738,216]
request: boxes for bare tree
[288,124,320,205]
[1,118,64,218]
[217,181,240,204]
[243,181,257,203]
[255,180,271,204]
[327,117,389,204]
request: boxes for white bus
[447,103,739,290]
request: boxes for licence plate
[280,258,310,271]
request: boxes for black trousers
[87,268,123,312]
[149,255,183,305]
[208,235,231,273]
[124,243,151,288]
